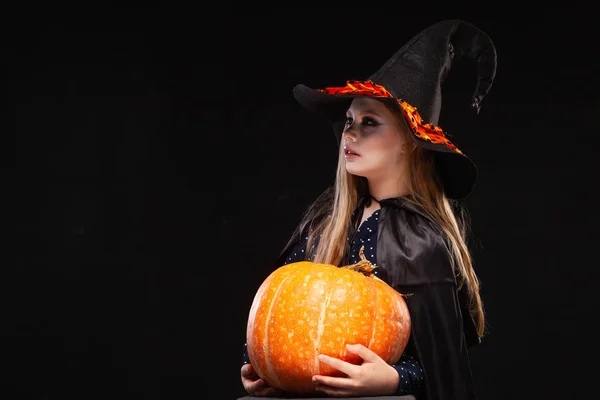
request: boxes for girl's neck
[368,181,409,202]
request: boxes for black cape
[275,196,480,400]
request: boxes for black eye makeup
[344,115,380,127]
[361,116,379,126]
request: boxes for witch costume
[242,19,497,400]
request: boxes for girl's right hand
[240,363,283,397]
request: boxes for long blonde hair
[286,102,485,338]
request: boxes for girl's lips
[344,146,360,156]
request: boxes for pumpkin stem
[341,246,376,276]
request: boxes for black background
[8,5,600,400]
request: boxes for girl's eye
[362,117,379,126]
[344,116,379,127]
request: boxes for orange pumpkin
[246,247,411,395]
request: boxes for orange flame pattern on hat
[316,80,463,155]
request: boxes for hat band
[316,80,463,155]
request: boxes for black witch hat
[292,19,497,199]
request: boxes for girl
[241,19,497,400]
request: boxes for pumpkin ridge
[314,281,333,375]
[264,269,294,389]
[367,276,378,350]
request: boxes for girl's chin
[345,166,369,178]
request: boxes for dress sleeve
[377,213,477,400]
[392,353,425,396]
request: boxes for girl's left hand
[312,343,400,397]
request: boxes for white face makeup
[342,97,410,181]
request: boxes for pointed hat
[293,19,497,199]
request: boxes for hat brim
[435,151,478,199]
[292,83,478,200]
[293,84,367,122]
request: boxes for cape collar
[357,193,437,225]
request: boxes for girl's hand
[312,343,400,397]
[241,363,283,397]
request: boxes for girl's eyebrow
[346,108,382,116]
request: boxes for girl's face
[342,97,412,180]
